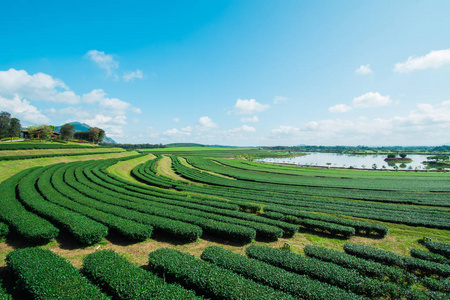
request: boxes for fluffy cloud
[233,99,269,114]
[0,95,49,124]
[329,104,352,113]
[230,125,256,133]
[273,96,287,104]
[85,50,119,77]
[355,64,372,75]
[197,116,218,130]
[123,69,144,82]
[353,92,392,108]
[0,69,80,104]
[241,115,259,123]
[162,128,192,137]
[266,101,450,145]
[394,49,450,73]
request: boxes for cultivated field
[0,145,448,299]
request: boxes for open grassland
[0,147,448,299]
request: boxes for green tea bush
[411,248,450,265]
[83,250,201,299]
[6,248,109,299]
[201,246,366,300]
[148,248,297,300]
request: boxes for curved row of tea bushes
[170,155,450,230]
[147,248,298,300]
[298,217,355,238]
[423,240,450,258]
[40,165,152,241]
[6,248,109,299]
[201,246,366,300]
[65,164,203,242]
[82,250,202,300]
[344,244,450,277]
[245,245,422,299]
[91,163,290,237]
[0,170,59,241]
[0,222,9,238]
[303,245,416,284]
[18,166,108,245]
[71,164,255,243]
[411,248,450,265]
[420,277,450,294]
[0,151,120,161]
[264,206,388,237]
[79,163,269,242]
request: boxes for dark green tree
[60,123,75,142]
[7,118,21,141]
[399,153,407,158]
[89,127,100,144]
[97,128,105,143]
[387,153,396,159]
[0,111,11,139]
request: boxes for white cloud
[273,96,287,104]
[85,50,119,77]
[241,115,259,123]
[233,99,269,114]
[329,104,352,113]
[355,64,372,75]
[230,125,256,133]
[394,49,450,73]
[173,117,180,122]
[0,95,49,124]
[123,69,144,82]
[270,125,301,137]
[353,92,392,108]
[162,128,192,137]
[197,116,218,130]
[0,69,80,104]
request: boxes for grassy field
[0,146,448,299]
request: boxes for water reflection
[257,152,446,170]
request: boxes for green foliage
[387,153,396,159]
[410,248,450,265]
[0,282,12,300]
[344,243,450,277]
[245,245,417,299]
[0,222,9,238]
[83,250,201,299]
[6,248,109,299]
[60,123,75,140]
[148,248,297,300]
[0,151,120,161]
[201,246,365,300]
[0,111,11,139]
[17,166,108,244]
[423,240,450,258]
[399,153,407,158]
[0,143,95,150]
[304,245,416,284]
[0,169,59,242]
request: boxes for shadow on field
[54,230,89,250]
[0,266,33,300]
[151,232,194,246]
[297,227,350,241]
[105,231,143,246]
[4,231,51,250]
[200,233,249,247]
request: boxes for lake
[257,152,442,170]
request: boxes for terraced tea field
[0,145,448,299]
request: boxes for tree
[7,118,21,141]
[98,128,105,143]
[399,153,407,158]
[89,127,100,144]
[60,123,75,142]
[0,111,11,139]
[27,125,53,141]
[387,153,396,159]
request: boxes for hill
[55,122,116,144]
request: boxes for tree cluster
[74,127,105,144]
[0,111,21,141]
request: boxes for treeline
[99,143,166,149]
[263,145,450,153]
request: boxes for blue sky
[1,0,450,146]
